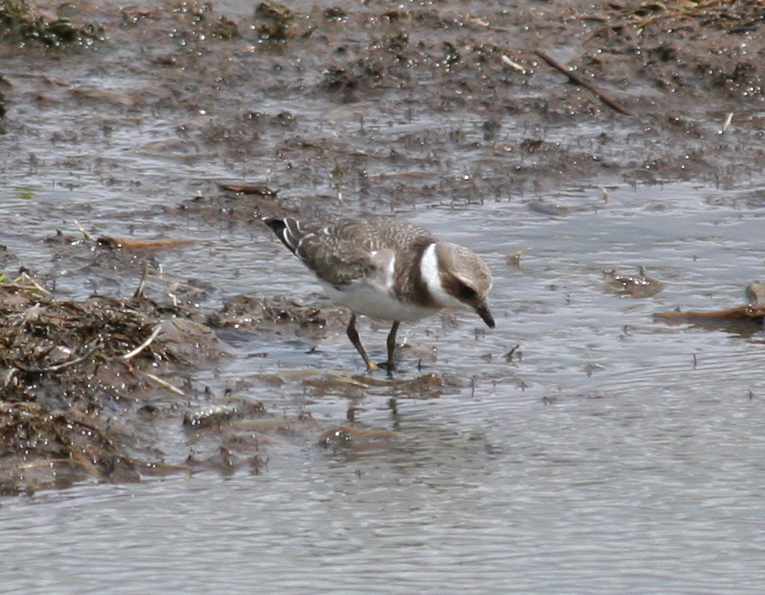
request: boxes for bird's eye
[455,281,478,301]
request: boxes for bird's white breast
[320,280,438,322]
[318,248,436,322]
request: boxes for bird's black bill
[475,303,495,329]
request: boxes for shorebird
[264,215,494,371]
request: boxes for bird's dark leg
[346,314,378,372]
[385,321,400,372]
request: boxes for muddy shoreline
[1,0,764,493]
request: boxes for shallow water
[1,377,764,594]
[2,179,765,594]
[3,0,765,591]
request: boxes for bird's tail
[263,217,304,255]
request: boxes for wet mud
[1,0,764,493]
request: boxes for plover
[264,215,494,371]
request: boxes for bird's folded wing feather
[296,236,375,287]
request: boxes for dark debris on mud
[0,264,404,494]
[208,293,344,335]
[2,0,764,210]
[0,270,223,493]
[0,0,104,47]
[654,280,765,335]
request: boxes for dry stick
[16,345,98,373]
[535,49,633,116]
[121,324,162,361]
[73,219,94,241]
[15,272,52,297]
[146,275,209,294]
[143,372,185,396]
[134,261,151,299]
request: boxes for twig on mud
[504,344,521,362]
[501,54,529,74]
[720,112,733,134]
[98,236,195,250]
[145,275,209,294]
[3,368,17,387]
[121,324,162,361]
[218,183,278,196]
[143,372,185,396]
[137,271,213,295]
[15,344,98,373]
[134,261,150,299]
[0,72,70,86]
[73,219,94,241]
[535,49,633,116]
[18,458,74,469]
[506,247,532,268]
[13,272,52,298]
[462,13,511,33]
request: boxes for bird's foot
[376,360,396,375]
